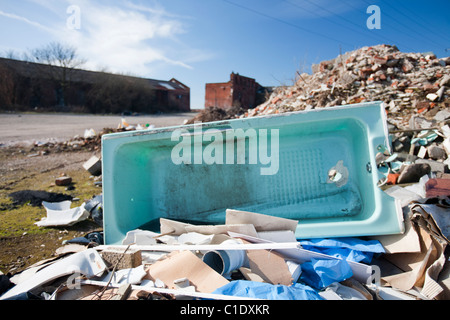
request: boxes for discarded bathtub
[102,101,404,244]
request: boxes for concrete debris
[100,248,143,270]
[83,156,102,176]
[235,44,449,132]
[428,145,447,160]
[397,163,431,184]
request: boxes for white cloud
[55,0,195,75]
[7,0,208,77]
[2,0,214,81]
[0,9,54,33]
[123,1,193,20]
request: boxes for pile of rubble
[241,44,449,127]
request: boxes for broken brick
[401,59,414,72]
[55,176,72,186]
[386,173,400,185]
[426,178,450,197]
[372,56,388,65]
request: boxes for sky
[1,0,450,110]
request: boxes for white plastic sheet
[100,265,147,285]
[35,201,89,227]
[1,249,106,300]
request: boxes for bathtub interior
[103,111,383,244]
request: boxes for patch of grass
[0,203,46,238]
[0,168,100,237]
[0,151,102,274]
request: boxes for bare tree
[31,42,84,68]
[28,42,86,108]
[2,49,21,60]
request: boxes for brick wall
[205,73,259,110]
[230,73,257,109]
[205,82,233,109]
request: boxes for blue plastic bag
[299,258,353,290]
[213,280,323,300]
[299,237,385,263]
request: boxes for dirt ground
[0,112,197,275]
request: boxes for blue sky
[1,0,450,109]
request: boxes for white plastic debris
[35,201,90,227]
[100,265,147,286]
[286,260,302,283]
[84,128,96,139]
[319,282,369,300]
[1,249,107,300]
[122,229,159,246]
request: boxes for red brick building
[205,72,265,110]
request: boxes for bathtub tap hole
[327,160,349,188]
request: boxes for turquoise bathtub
[102,102,404,245]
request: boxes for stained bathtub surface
[102,102,404,245]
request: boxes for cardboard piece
[410,204,449,299]
[226,209,298,232]
[382,227,436,291]
[160,218,192,236]
[185,224,258,237]
[380,203,449,299]
[160,218,259,238]
[242,239,293,286]
[239,267,267,283]
[410,204,450,242]
[257,230,297,243]
[371,208,421,254]
[145,250,229,293]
